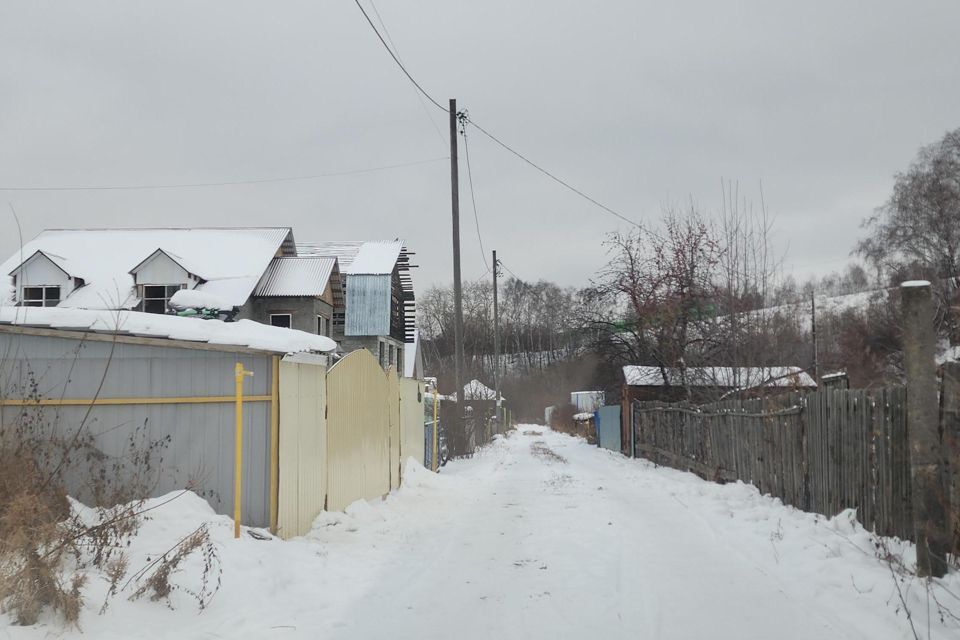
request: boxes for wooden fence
[632,387,918,540]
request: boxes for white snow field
[5,425,959,639]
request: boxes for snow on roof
[0,306,336,354]
[1,228,293,309]
[168,289,230,310]
[623,366,816,389]
[254,257,337,297]
[451,379,506,402]
[343,241,403,275]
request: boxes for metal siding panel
[399,378,425,472]
[387,369,401,490]
[344,275,391,336]
[277,360,328,538]
[325,349,389,511]
[0,332,273,528]
[597,405,622,452]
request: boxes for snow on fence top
[623,365,816,389]
[0,306,337,354]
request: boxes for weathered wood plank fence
[632,385,925,542]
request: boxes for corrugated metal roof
[254,257,336,297]
[296,240,403,274]
[295,241,366,268]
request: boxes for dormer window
[139,284,185,314]
[21,285,61,307]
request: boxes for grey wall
[340,335,404,372]
[240,296,333,337]
[0,330,274,527]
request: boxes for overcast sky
[1,1,958,294]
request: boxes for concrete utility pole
[900,280,949,577]
[492,250,501,422]
[450,98,466,456]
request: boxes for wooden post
[901,281,949,576]
[938,362,960,553]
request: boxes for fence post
[901,281,949,576]
[939,362,960,552]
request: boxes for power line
[351,0,447,113]
[459,115,490,272]
[350,0,644,231]
[366,0,447,148]
[498,259,523,282]
[463,116,642,229]
[0,157,448,192]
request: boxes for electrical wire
[462,116,642,229]
[366,0,447,148]
[498,259,523,282]
[351,0,447,113]
[0,157,448,192]
[460,122,490,272]
[350,0,645,231]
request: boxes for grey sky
[1,1,958,294]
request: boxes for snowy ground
[5,425,959,639]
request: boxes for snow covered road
[7,425,958,639]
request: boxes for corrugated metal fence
[1,328,428,540]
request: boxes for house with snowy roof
[1,228,417,372]
[621,365,816,404]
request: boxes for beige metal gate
[277,356,327,538]
[326,349,390,511]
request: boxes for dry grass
[0,368,177,626]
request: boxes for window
[140,284,184,314]
[22,286,61,307]
[388,344,395,367]
[270,314,292,329]
[378,341,385,367]
[317,315,329,337]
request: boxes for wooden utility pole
[811,291,818,381]
[492,250,501,423]
[901,280,949,577]
[449,98,466,456]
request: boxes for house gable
[8,251,78,304]
[129,249,203,287]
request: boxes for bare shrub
[548,403,578,435]
[128,523,221,611]
[0,362,173,626]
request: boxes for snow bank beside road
[2,432,956,639]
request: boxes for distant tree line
[421,126,960,412]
